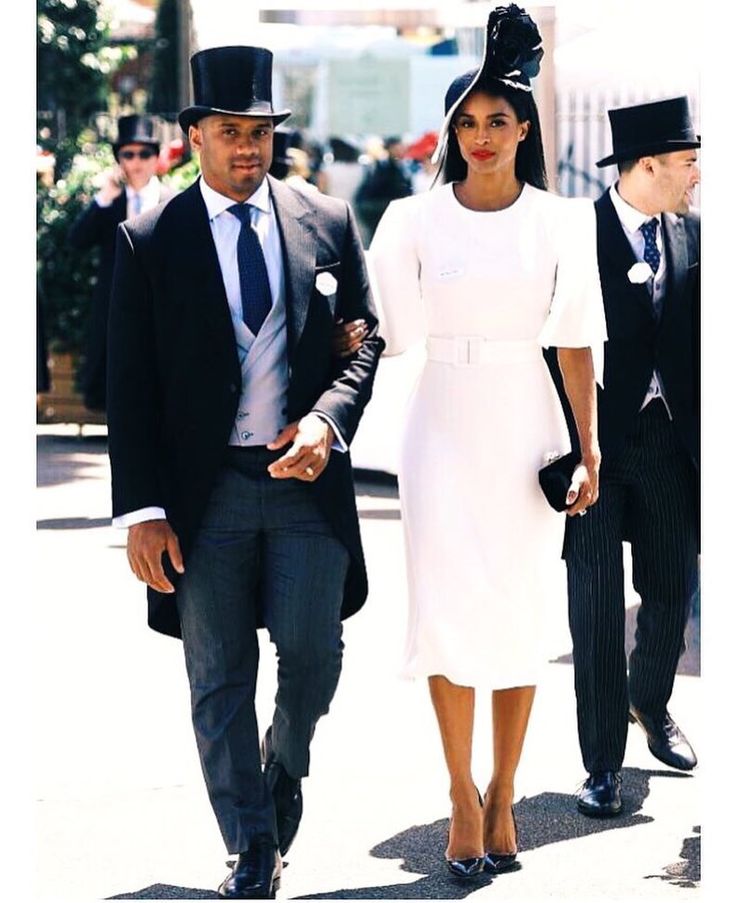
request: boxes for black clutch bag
[538,452,578,512]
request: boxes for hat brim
[596,137,701,167]
[178,105,292,133]
[112,139,160,154]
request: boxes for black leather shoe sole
[576,797,622,818]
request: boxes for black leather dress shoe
[629,706,697,771]
[262,728,303,856]
[576,771,622,817]
[218,837,282,899]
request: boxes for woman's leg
[483,685,536,854]
[428,675,483,859]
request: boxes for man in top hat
[546,96,700,817]
[69,114,173,411]
[106,45,383,898]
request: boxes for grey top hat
[178,45,291,133]
[596,96,700,167]
[112,115,161,157]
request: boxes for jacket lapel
[596,190,656,323]
[660,212,688,327]
[267,175,316,354]
[173,181,240,380]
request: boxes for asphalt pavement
[33,426,702,903]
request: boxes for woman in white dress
[339,5,606,879]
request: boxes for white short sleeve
[366,197,425,356]
[537,197,607,385]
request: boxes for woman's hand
[332,318,368,358]
[565,450,601,517]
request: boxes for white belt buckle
[455,335,483,366]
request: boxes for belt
[426,335,540,366]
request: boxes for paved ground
[33,426,702,903]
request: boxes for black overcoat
[106,175,384,638]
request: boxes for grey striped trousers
[564,399,698,773]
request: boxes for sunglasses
[119,149,157,160]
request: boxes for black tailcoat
[547,189,700,499]
[106,176,384,638]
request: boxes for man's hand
[565,452,601,517]
[332,318,368,358]
[127,519,184,593]
[267,413,335,481]
[97,166,124,205]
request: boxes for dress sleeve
[537,197,608,386]
[366,197,425,356]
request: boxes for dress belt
[426,335,541,366]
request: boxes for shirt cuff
[112,506,167,529]
[94,192,114,208]
[314,412,348,453]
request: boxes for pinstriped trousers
[564,399,698,773]
[176,447,350,853]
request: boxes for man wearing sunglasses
[69,114,174,411]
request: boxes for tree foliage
[37,0,119,177]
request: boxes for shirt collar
[610,182,661,236]
[199,175,272,222]
[126,176,160,201]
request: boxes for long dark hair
[439,77,547,190]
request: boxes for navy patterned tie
[640,218,661,279]
[228,203,272,335]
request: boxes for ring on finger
[305,465,315,477]
[579,509,588,517]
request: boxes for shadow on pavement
[644,824,700,889]
[37,434,108,488]
[37,516,111,530]
[107,886,219,900]
[295,768,695,900]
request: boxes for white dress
[368,182,606,690]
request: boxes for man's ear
[639,155,656,177]
[189,124,202,153]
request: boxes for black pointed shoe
[484,805,521,874]
[261,728,303,856]
[218,836,282,899]
[629,706,697,771]
[576,771,622,817]
[446,855,485,879]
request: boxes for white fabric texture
[369,182,606,689]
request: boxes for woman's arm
[557,346,601,516]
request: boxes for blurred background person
[354,135,413,243]
[406,131,440,193]
[68,114,174,412]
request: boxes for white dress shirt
[609,183,672,418]
[95,175,163,218]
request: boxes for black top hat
[112,115,161,157]
[178,45,291,133]
[596,96,700,167]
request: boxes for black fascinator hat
[432,4,543,167]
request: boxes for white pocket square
[315,271,338,296]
